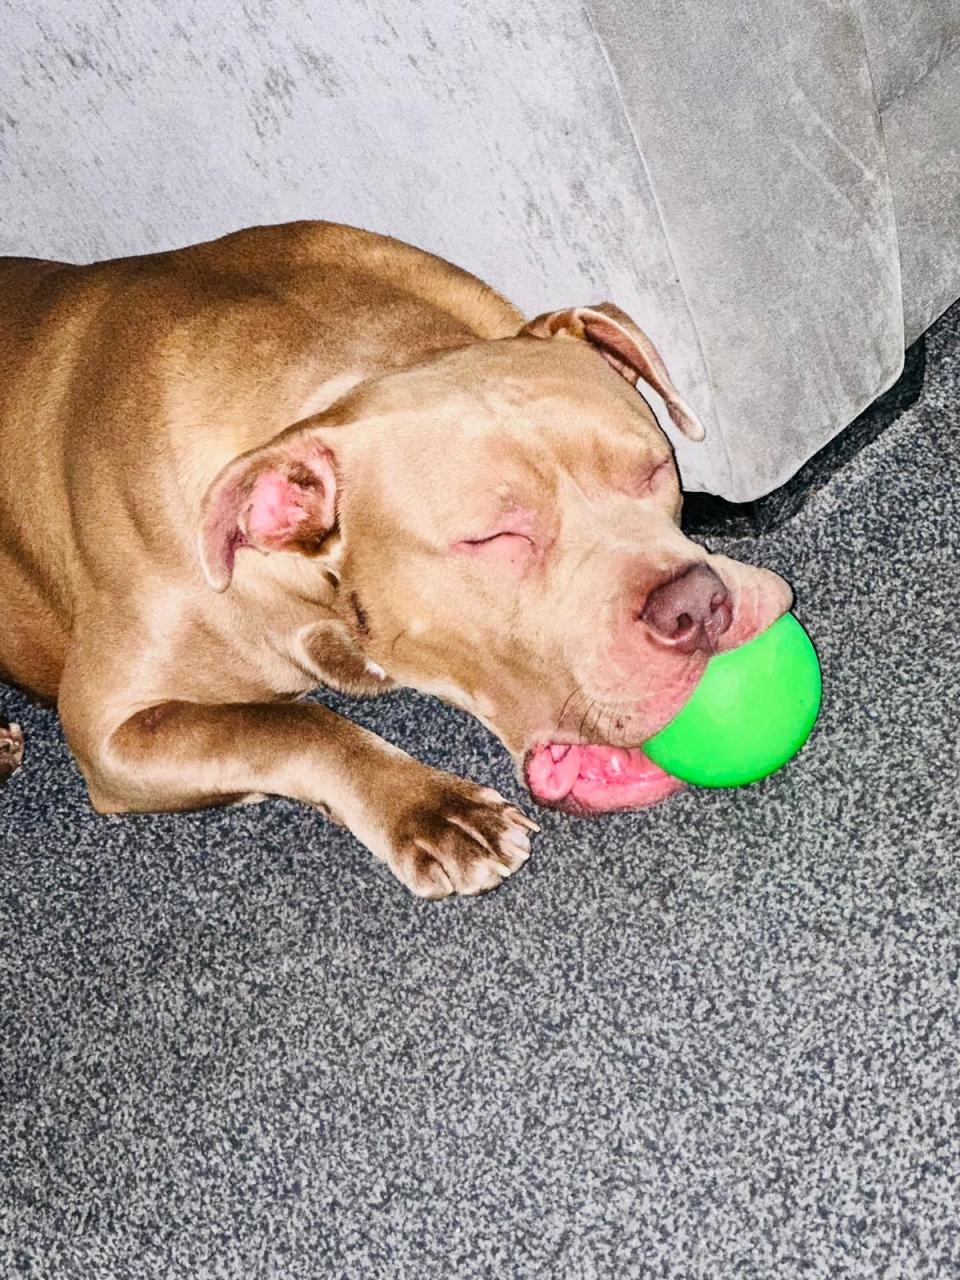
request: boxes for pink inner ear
[199,439,337,591]
[247,471,310,542]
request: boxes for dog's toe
[388,777,538,898]
[0,720,24,783]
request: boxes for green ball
[644,613,822,787]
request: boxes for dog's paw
[0,719,24,783]
[383,774,538,899]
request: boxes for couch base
[682,336,926,539]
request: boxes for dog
[0,222,792,896]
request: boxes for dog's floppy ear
[521,302,705,441]
[198,432,337,591]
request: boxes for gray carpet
[2,302,959,1280]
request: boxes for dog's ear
[198,433,337,591]
[521,303,705,441]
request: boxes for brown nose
[640,563,733,654]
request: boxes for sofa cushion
[881,45,960,342]
[0,0,721,490]
[584,0,905,500]
[858,0,960,112]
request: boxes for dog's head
[199,304,792,812]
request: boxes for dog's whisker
[555,684,587,737]
[578,699,598,741]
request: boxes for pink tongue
[527,743,685,812]
[528,744,583,801]
[572,748,683,812]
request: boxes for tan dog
[0,222,791,896]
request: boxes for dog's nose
[640,563,732,654]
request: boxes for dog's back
[0,257,85,693]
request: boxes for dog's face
[201,307,792,813]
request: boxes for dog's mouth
[524,742,684,814]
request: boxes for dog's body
[0,222,791,895]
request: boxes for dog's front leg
[63,699,536,898]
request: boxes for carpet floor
[2,302,959,1280]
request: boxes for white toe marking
[232,791,268,806]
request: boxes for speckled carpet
[2,303,959,1279]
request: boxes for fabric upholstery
[881,46,960,344]
[0,0,957,500]
[858,0,960,111]
[0,0,721,492]
[584,0,906,500]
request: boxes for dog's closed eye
[456,531,532,550]
[451,529,536,566]
[451,500,540,562]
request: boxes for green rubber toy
[644,613,822,787]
